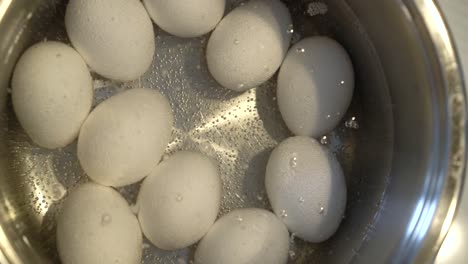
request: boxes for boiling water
[6,1,378,263]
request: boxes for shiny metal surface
[0,0,465,263]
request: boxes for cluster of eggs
[11,0,354,263]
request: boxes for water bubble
[340,80,345,85]
[298,196,305,203]
[175,193,183,202]
[289,250,296,259]
[296,47,305,53]
[280,209,288,218]
[130,204,139,214]
[289,156,298,168]
[234,39,240,45]
[290,232,296,243]
[256,194,263,201]
[307,2,328,16]
[291,32,301,44]
[237,83,245,90]
[236,216,243,222]
[320,136,329,145]
[287,24,294,34]
[345,116,360,129]
[319,206,325,215]
[101,214,112,225]
[142,243,151,249]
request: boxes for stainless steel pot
[0,0,465,263]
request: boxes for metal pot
[0,0,465,263]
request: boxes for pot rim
[394,0,467,263]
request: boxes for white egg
[143,0,225,38]
[11,41,93,149]
[206,0,292,92]
[265,136,346,242]
[78,88,173,187]
[65,0,155,81]
[195,208,289,264]
[277,37,354,137]
[137,151,221,250]
[57,182,142,264]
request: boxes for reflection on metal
[436,222,461,262]
[399,0,467,263]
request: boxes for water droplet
[345,116,360,129]
[175,193,183,202]
[237,83,245,90]
[320,136,329,145]
[234,39,240,45]
[289,156,297,168]
[289,250,296,259]
[298,196,305,203]
[280,210,288,218]
[287,24,294,34]
[319,206,325,215]
[236,216,243,222]
[256,194,263,201]
[101,214,112,225]
[340,80,345,85]
[296,47,305,53]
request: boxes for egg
[206,0,292,92]
[11,41,93,149]
[265,136,346,242]
[195,208,289,264]
[143,0,225,38]
[78,88,173,187]
[277,37,354,137]
[65,0,155,81]
[57,182,142,264]
[137,151,221,250]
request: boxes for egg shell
[137,151,221,250]
[277,37,354,137]
[265,136,346,242]
[78,88,173,187]
[143,0,225,38]
[65,0,155,81]
[195,208,289,264]
[57,182,142,264]
[11,41,93,149]
[206,0,292,91]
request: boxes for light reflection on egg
[265,136,347,242]
[277,36,354,138]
